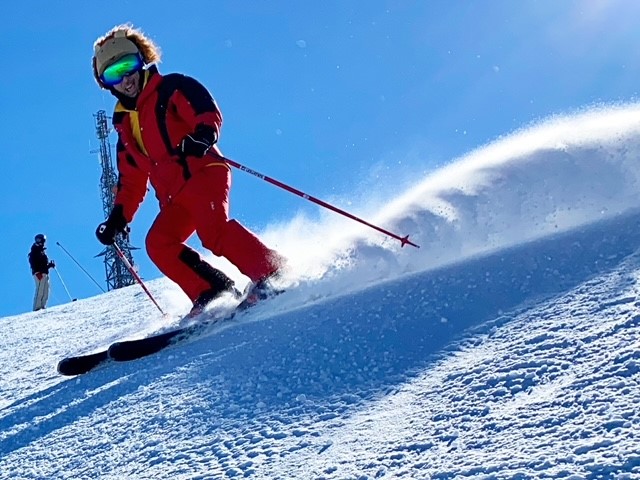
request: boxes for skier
[91,24,284,315]
[28,234,56,311]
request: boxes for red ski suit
[111,67,280,302]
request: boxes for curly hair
[92,23,162,88]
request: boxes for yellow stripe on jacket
[127,110,148,155]
[115,71,150,155]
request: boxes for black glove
[178,124,218,158]
[48,260,55,269]
[96,204,129,246]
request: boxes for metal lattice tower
[93,109,137,291]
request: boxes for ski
[57,284,278,376]
[57,319,223,376]
[57,307,238,376]
[108,319,215,361]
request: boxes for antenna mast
[94,109,137,291]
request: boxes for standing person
[92,24,284,315]
[28,234,56,311]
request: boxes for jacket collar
[112,65,160,112]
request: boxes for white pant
[33,273,50,311]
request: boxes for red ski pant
[146,165,280,302]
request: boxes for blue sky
[2,0,640,316]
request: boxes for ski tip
[56,359,71,376]
[57,350,109,376]
[57,358,85,376]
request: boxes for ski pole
[56,242,106,293]
[53,267,77,302]
[215,154,420,248]
[113,243,165,315]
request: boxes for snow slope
[1,105,640,479]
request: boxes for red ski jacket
[111,66,228,221]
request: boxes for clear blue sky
[2,1,639,316]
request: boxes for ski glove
[48,260,55,269]
[96,204,129,246]
[178,124,218,158]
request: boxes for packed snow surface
[2,105,640,479]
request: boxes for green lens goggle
[101,54,143,86]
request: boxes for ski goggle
[100,53,144,86]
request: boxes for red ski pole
[216,154,420,248]
[113,243,165,315]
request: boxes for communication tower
[93,109,137,290]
